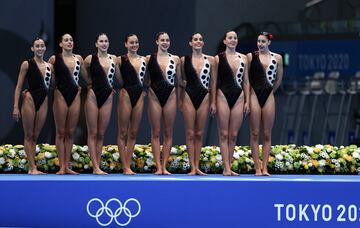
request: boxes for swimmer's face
[60,34,74,51]
[125,35,139,53]
[96,34,109,52]
[223,31,238,49]
[31,39,46,57]
[190,33,204,50]
[257,35,270,51]
[156,33,170,51]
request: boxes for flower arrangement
[0,144,359,174]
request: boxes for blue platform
[1,174,360,228]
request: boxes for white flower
[308,162,313,167]
[84,164,89,169]
[8,149,15,158]
[44,152,52,158]
[319,159,326,167]
[245,158,252,163]
[144,165,148,171]
[238,150,245,156]
[37,159,46,165]
[203,157,208,161]
[36,145,40,153]
[170,161,179,168]
[315,144,324,150]
[108,147,114,152]
[306,146,314,154]
[19,164,25,169]
[275,161,283,169]
[0,158,5,165]
[182,162,190,170]
[275,154,284,161]
[18,149,26,157]
[145,151,154,159]
[170,147,178,155]
[233,152,240,160]
[112,152,120,161]
[320,152,329,159]
[146,158,154,166]
[80,145,88,152]
[215,162,220,168]
[215,154,222,161]
[72,152,80,161]
[285,162,291,167]
[20,159,27,164]
[352,152,360,159]
[5,163,14,171]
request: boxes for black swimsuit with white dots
[184,55,210,110]
[249,51,277,108]
[90,54,115,109]
[54,54,80,107]
[148,53,176,107]
[217,52,245,109]
[25,58,51,111]
[120,55,146,108]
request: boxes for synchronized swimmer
[12,31,283,176]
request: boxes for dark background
[1,0,360,146]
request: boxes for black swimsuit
[249,51,277,108]
[54,54,80,107]
[184,55,210,110]
[217,52,245,109]
[90,54,115,109]
[25,58,51,111]
[148,54,176,107]
[120,55,146,107]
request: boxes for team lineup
[12,31,283,176]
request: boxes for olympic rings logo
[86,198,141,226]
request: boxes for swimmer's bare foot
[28,169,46,175]
[154,169,163,175]
[262,168,271,176]
[188,169,197,175]
[123,168,136,175]
[196,169,207,176]
[255,169,262,176]
[162,169,171,175]
[223,170,232,176]
[93,169,108,175]
[56,168,66,175]
[65,168,79,175]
